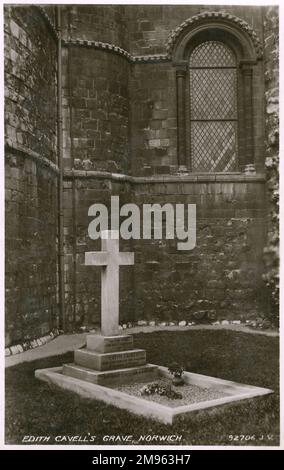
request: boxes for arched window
[171,12,262,173]
[189,41,238,172]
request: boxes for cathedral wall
[5,6,59,346]
[61,5,269,328]
[4,5,278,342]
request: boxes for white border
[0,0,282,452]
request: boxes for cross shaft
[85,230,134,336]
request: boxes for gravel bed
[114,378,229,408]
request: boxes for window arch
[189,41,238,172]
[171,12,261,173]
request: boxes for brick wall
[5,6,58,346]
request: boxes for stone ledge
[61,11,264,63]
[5,141,60,175]
[62,38,170,64]
[5,329,60,357]
[64,169,266,184]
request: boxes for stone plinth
[61,333,157,385]
[74,348,146,371]
[87,334,133,353]
[63,363,158,386]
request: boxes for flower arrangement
[167,362,185,386]
[139,382,182,400]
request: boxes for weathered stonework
[5,6,59,346]
[5,6,57,162]
[166,10,263,59]
[127,5,263,57]
[263,6,279,322]
[132,180,267,323]
[61,172,267,329]
[62,47,130,174]
[5,5,278,342]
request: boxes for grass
[5,330,279,446]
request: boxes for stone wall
[61,5,129,50]
[60,5,269,330]
[130,62,177,174]
[62,172,267,329]
[263,6,279,322]
[5,6,57,162]
[62,175,134,329]
[61,6,132,329]
[127,5,263,56]
[62,47,130,174]
[128,5,265,175]
[5,5,275,339]
[5,6,59,346]
[132,177,267,323]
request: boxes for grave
[36,230,273,424]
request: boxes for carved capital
[241,66,253,77]
[239,60,255,75]
[176,67,187,78]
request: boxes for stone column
[176,66,187,169]
[241,63,255,173]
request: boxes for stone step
[63,363,159,386]
[74,348,146,371]
[86,334,133,353]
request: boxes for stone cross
[85,230,134,336]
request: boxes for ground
[5,330,279,446]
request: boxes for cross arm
[118,252,135,266]
[85,251,109,266]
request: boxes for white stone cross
[85,230,134,336]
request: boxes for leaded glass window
[189,41,238,172]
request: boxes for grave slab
[35,365,273,425]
